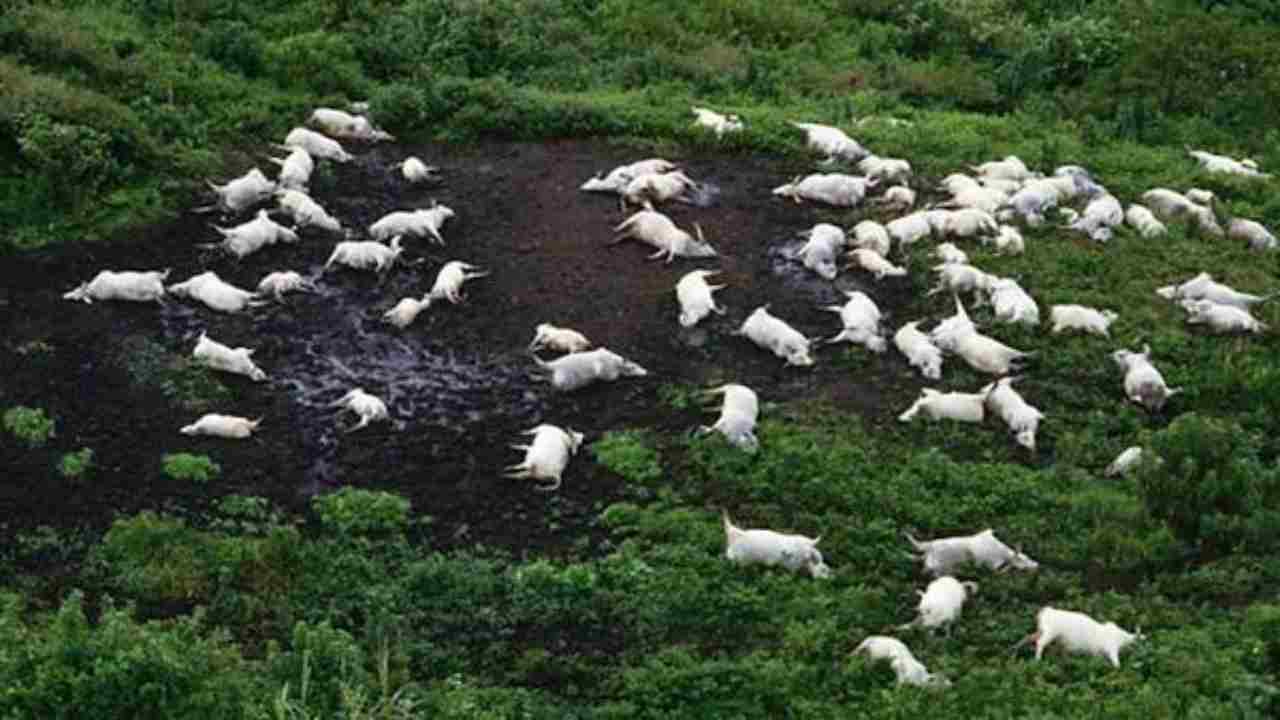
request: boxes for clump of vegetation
[119,336,232,411]
[57,447,94,481]
[3,405,55,448]
[312,487,411,536]
[162,452,221,484]
[593,431,663,485]
[1138,414,1280,550]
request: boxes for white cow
[1182,299,1267,334]
[368,203,455,244]
[503,424,584,491]
[853,636,950,688]
[1112,344,1182,412]
[206,209,299,259]
[852,220,892,256]
[901,576,978,636]
[331,388,389,432]
[580,158,678,194]
[1018,606,1143,668]
[736,306,814,367]
[898,389,986,424]
[894,321,944,380]
[772,173,877,207]
[399,156,440,184]
[280,127,352,163]
[1155,273,1273,310]
[987,277,1040,327]
[307,107,393,142]
[180,414,261,439]
[905,529,1039,576]
[429,261,489,304]
[722,510,830,579]
[1049,305,1118,337]
[324,237,406,273]
[692,106,744,136]
[1125,204,1167,238]
[167,272,262,313]
[1105,446,1144,477]
[982,376,1044,451]
[268,147,314,191]
[611,208,717,262]
[676,270,727,327]
[528,323,591,354]
[821,291,886,352]
[532,348,648,391]
[192,332,266,382]
[1227,218,1278,251]
[788,121,869,162]
[274,189,342,234]
[698,384,760,453]
[847,248,907,280]
[205,168,276,214]
[63,269,169,304]
[256,271,316,302]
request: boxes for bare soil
[0,138,934,555]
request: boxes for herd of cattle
[59,104,1274,686]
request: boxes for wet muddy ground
[0,138,938,554]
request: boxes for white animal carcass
[1227,218,1278,251]
[1187,147,1269,178]
[382,297,431,330]
[331,388,389,432]
[1070,192,1124,242]
[988,225,1025,255]
[858,154,912,184]
[772,173,877,207]
[611,208,716,262]
[580,158,678,194]
[722,510,830,579]
[905,528,1039,576]
[1155,273,1272,310]
[847,248,906,280]
[180,413,261,439]
[503,424,584,491]
[676,270,726,327]
[206,168,276,214]
[1049,304,1118,337]
[256,271,315,302]
[274,189,342,234]
[941,208,998,239]
[852,636,949,688]
[822,291,886,352]
[268,147,314,191]
[429,261,488,304]
[972,155,1031,182]
[1124,204,1167,238]
[928,263,992,299]
[737,306,814,367]
[1111,344,1182,412]
[1002,185,1058,227]
[324,237,405,273]
[281,127,352,162]
[987,277,1040,327]
[982,376,1044,451]
[699,383,760,453]
[1020,606,1142,668]
[928,295,978,352]
[621,170,698,210]
[880,185,917,211]
[934,243,969,265]
[894,321,944,380]
[692,106,744,136]
[63,269,169,304]
[1182,298,1267,334]
[793,228,844,280]
[399,156,440,184]
[788,121,869,162]
[851,220,892,256]
[192,332,266,382]
[167,271,262,313]
[1105,446,1143,477]
[902,576,978,636]
[307,107,393,142]
[368,203,455,244]
[528,323,591,354]
[886,213,934,248]
[533,348,648,391]
[898,388,986,424]
[952,330,1034,375]
[206,209,299,259]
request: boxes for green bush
[1137,414,1280,549]
[162,453,221,484]
[312,487,411,536]
[57,447,93,481]
[593,431,663,485]
[266,30,367,96]
[3,405,56,448]
[15,112,122,200]
[0,591,256,719]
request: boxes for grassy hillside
[3,1,1280,718]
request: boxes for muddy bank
[0,139,935,553]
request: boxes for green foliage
[0,591,256,719]
[1137,414,1280,549]
[3,405,55,449]
[57,447,94,481]
[592,431,663,485]
[266,31,367,96]
[162,453,221,484]
[312,487,411,537]
[119,335,233,411]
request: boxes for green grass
[4,1,1280,717]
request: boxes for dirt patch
[0,138,936,554]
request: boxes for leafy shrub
[197,21,267,78]
[3,405,55,448]
[162,452,221,484]
[1137,414,1280,549]
[0,591,255,719]
[57,447,93,481]
[14,113,122,200]
[266,30,367,96]
[94,512,219,601]
[313,487,411,536]
[592,431,663,485]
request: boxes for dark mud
[0,139,937,554]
